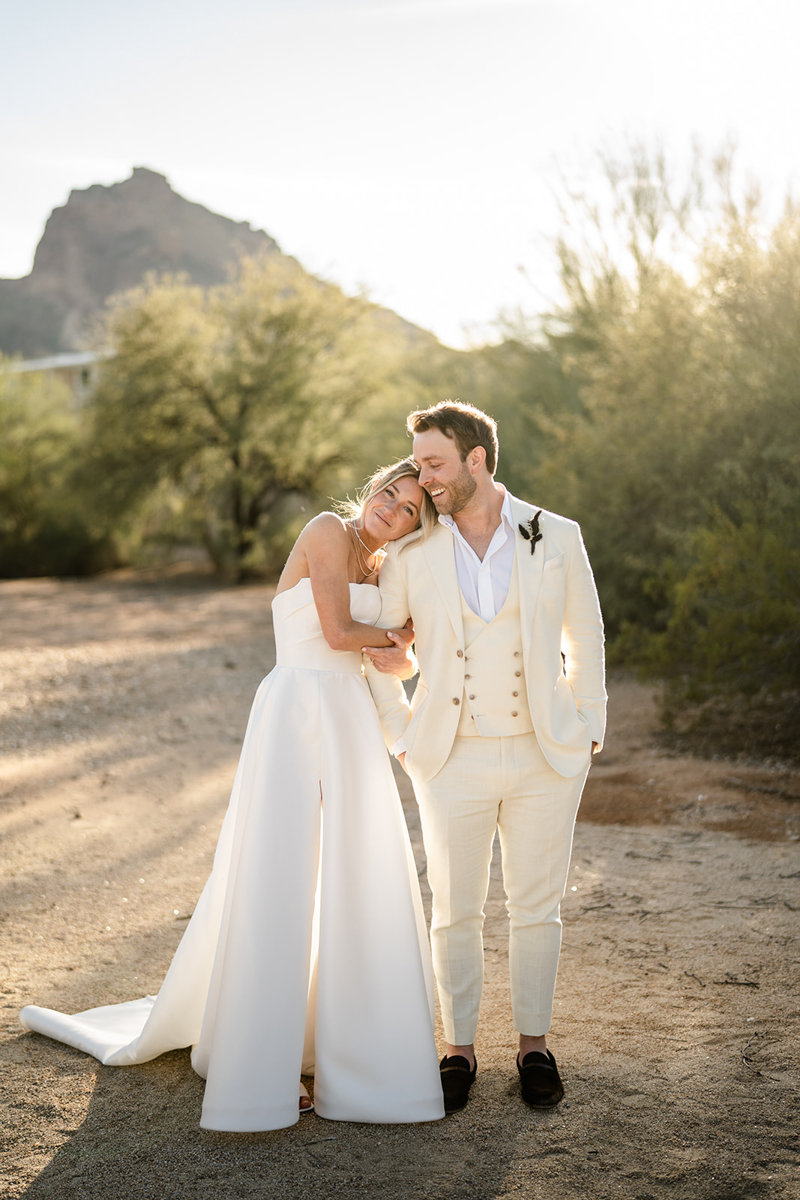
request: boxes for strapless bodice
[271,577,381,673]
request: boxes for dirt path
[1,576,798,1200]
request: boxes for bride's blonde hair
[339,458,437,538]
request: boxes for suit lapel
[421,496,544,648]
[422,526,464,645]
[511,495,546,660]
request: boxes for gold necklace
[349,520,378,581]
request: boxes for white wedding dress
[20,579,444,1131]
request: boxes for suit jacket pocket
[543,553,565,572]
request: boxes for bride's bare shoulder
[300,512,348,545]
[296,514,353,566]
[305,511,346,532]
[278,514,350,592]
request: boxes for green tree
[643,199,800,705]
[85,257,395,578]
[518,144,800,754]
[646,511,800,697]
[0,363,108,577]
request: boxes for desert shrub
[0,365,112,577]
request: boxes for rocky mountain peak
[0,169,285,357]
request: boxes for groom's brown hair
[407,401,499,475]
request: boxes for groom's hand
[363,629,415,676]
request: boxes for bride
[20,459,444,1131]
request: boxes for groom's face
[413,429,477,516]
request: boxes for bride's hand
[362,629,416,676]
[395,619,415,647]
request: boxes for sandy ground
[0,574,798,1200]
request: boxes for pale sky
[2,0,799,346]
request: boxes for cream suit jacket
[365,494,607,782]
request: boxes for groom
[364,401,606,1114]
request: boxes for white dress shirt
[438,486,516,622]
[392,485,516,756]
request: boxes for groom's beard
[432,462,478,515]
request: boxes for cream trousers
[412,732,590,1045]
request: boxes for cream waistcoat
[456,561,534,737]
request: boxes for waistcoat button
[511,711,518,717]
[512,691,519,697]
[452,697,460,705]
[464,674,471,680]
[456,649,464,658]
[513,651,520,657]
[514,670,521,677]
[468,694,475,700]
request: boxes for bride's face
[362,475,425,544]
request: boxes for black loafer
[439,1054,477,1114]
[517,1049,564,1108]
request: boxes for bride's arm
[303,515,405,653]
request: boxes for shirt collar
[438,484,514,541]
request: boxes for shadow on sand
[16,1035,518,1200]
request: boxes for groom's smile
[414,429,478,516]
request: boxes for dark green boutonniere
[518,510,543,555]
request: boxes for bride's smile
[361,476,424,547]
